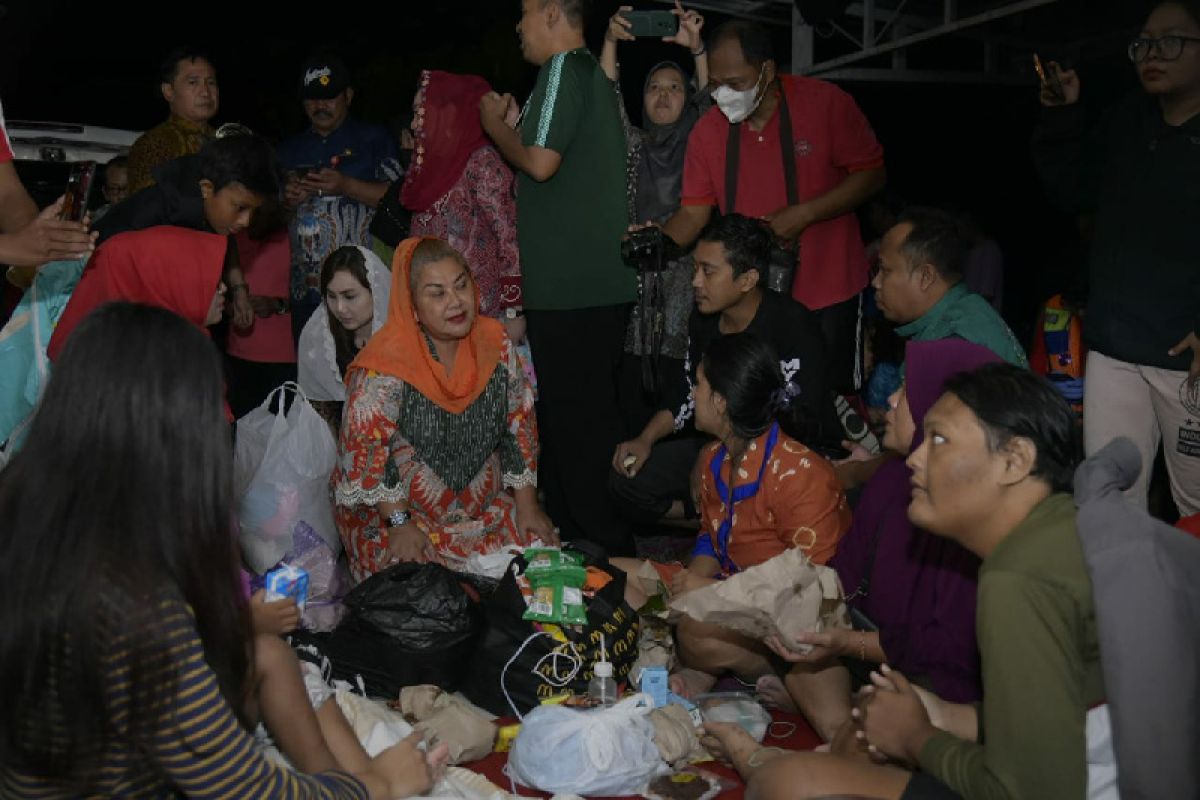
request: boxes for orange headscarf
[349,237,505,414]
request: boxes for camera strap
[723,85,799,212]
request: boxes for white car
[8,121,140,210]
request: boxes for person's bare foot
[701,720,781,779]
[668,667,716,699]
[755,674,799,713]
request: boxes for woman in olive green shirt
[703,364,1116,800]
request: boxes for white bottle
[588,660,619,707]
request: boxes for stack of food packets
[520,548,588,626]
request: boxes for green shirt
[517,48,636,310]
[897,283,1028,367]
[919,493,1104,800]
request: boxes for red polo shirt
[681,75,884,310]
[0,98,14,164]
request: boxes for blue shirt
[277,118,401,301]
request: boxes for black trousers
[224,355,297,421]
[813,292,864,395]
[608,434,705,529]
[525,304,636,556]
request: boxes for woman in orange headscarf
[331,237,554,583]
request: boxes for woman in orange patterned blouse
[331,237,555,584]
[622,332,851,698]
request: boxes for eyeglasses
[1127,35,1200,63]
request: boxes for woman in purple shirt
[762,338,1000,743]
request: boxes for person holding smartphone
[1033,0,1200,518]
[600,2,709,442]
[0,97,95,285]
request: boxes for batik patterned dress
[332,336,537,582]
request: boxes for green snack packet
[557,566,589,625]
[523,578,563,623]
[522,565,589,625]
[524,547,584,575]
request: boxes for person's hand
[228,285,254,330]
[369,731,435,799]
[2,197,97,268]
[857,665,937,765]
[612,437,652,477]
[606,5,635,43]
[386,522,442,565]
[301,168,346,199]
[1168,331,1200,384]
[1039,62,1080,107]
[249,589,300,635]
[665,1,705,51]
[834,440,873,464]
[283,175,312,208]
[764,204,811,240]
[516,501,558,546]
[670,567,717,596]
[501,313,526,343]
[764,629,847,666]
[480,91,515,132]
[248,295,283,318]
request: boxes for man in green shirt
[700,365,1115,800]
[874,207,1027,367]
[481,0,638,554]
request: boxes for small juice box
[264,564,309,610]
[640,665,670,707]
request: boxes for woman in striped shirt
[0,302,433,798]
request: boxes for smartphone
[1033,53,1065,102]
[59,161,97,223]
[624,9,679,38]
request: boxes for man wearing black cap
[278,54,401,337]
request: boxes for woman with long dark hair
[297,245,391,433]
[0,303,431,798]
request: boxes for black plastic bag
[291,563,486,698]
[462,542,639,716]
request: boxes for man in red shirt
[0,97,95,287]
[661,20,886,394]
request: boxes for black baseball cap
[299,55,351,100]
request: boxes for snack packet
[523,565,588,625]
[524,547,584,575]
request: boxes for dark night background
[0,0,1150,340]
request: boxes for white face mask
[712,64,768,124]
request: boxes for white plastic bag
[508,694,668,796]
[235,382,339,573]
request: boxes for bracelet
[858,632,867,662]
[691,45,706,56]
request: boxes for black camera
[621,227,666,272]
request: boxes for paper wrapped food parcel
[668,548,850,652]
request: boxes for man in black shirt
[95,133,278,330]
[610,213,839,530]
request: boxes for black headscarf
[635,61,703,223]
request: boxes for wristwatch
[504,307,524,320]
[387,508,412,528]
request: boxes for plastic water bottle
[588,660,619,707]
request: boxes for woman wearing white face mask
[649,18,886,397]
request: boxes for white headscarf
[297,246,392,402]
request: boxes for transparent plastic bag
[235,382,339,572]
